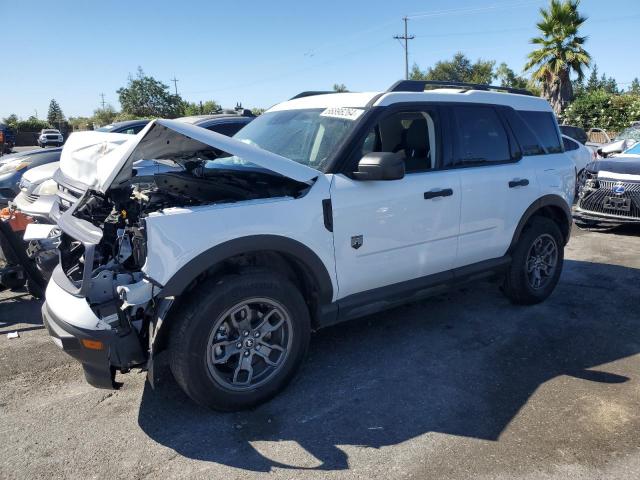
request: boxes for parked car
[0,124,16,153]
[574,141,640,227]
[40,81,574,411]
[95,119,150,135]
[596,124,640,158]
[560,125,588,144]
[562,134,596,175]
[0,148,62,205]
[38,129,64,148]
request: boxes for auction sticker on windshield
[320,107,364,121]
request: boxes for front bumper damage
[42,267,147,388]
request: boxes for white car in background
[37,129,64,148]
[562,134,597,175]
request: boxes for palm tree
[525,0,590,114]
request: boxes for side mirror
[353,152,405,181]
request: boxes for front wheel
[169,272,311,411]
[502,216,564,305]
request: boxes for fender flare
[508,194,572,251]
[157,234,334,303]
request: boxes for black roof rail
[289,91,335,100]
[387,80,534,96]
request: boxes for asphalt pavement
[1,225,639,479]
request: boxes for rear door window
[563,136,579,151]
[519,111,562,153]
[452,106,511,165]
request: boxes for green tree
[410,53,495,84]
[525,0,591,114]
[586,64,600,91]
[561,89,640,131]
[47,99,65,126]
[600,73,618,94]
[117,67,183,118]
[92,105,118,126]
[333,83,349,92]
[16,117,50,132]
[630,78,640,94]
[2,114,18,127]
[181,100,221,116]
[495,63,529,89]
[68,116,93,131]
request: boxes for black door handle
[424,188,453,200]
[509,178,529,188]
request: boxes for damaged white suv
[42,81,575,410]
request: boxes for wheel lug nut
[244,351,250,357]
[236,342,242,349]
[254,331,260,337]
[243,331,249,337]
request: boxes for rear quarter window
[519,111,562,154]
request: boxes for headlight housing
[32,179,58,196]
[0,160,29,174]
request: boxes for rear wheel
[169,272,311,411]
[502,216,564,305]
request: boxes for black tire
[502,216,564,305]
[169,272,311,411]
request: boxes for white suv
[38,129,64,148]
[41,81,575,411]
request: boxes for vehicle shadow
[0,290,43,333]
[137,259,640,472]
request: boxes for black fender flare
[508,194,572,251]
[157,234,334,304]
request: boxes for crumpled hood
[60,119,320,193]
[59,131,133,189]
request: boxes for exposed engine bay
[64,166,308,328]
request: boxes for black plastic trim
[387,80,534,96]
[322,199,333,232]
[322,256,511,326]
[509,194,572,250]
[42,302,146,389]
[159,234,334,303]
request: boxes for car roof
[109,119,150,128]
[269,89,552,113]
[177,114,254,125]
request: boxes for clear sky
[1,0,638,120]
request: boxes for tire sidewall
[172,274,310,410]
[512,217,564,302]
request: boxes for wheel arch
[508,194,572,252]
[158,234,334,307]
[147,235,334,365]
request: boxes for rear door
[448,105,541,267]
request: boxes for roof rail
[289,91,335,100]
[387,80,534,96]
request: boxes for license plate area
[604,196,631,212]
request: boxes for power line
[406,0,540,20]
[170,76,179,96]
[393,17,415,80]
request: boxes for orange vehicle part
[0,208,33,233]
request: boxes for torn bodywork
[50,120,314,386]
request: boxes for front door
[330,108,461,300]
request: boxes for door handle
[424,188,453,200]
[508,178,529,188]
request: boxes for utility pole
[100,93,106,109]
[170,76,179,96]
[393,16,414,80]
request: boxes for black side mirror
[353,152,405,181]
